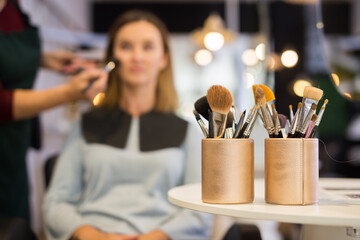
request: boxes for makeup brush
[296,86,323,133]
[235,107,255,138]
[242,105,260,138]
[206,85,233,138]
[252,84,275,102]
[308,99,328,138]
[82,59,119,93]
[193,109,208,138]
[273,111,280,137]
[225,111,235,138]
[305,114,318,138]
[287,102,302,138]
[296,103,317,138]
[255,87,275,138]
[195,96,211,120]
[233,109,246,138]
[289,105,294,122]
[278,114,288,138]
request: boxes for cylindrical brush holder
[202,138,254,204]
[265,138,319,205]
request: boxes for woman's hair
[101,10,178,113]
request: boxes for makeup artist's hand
[138,230,170,240]
[42,49,96,74]
[65,68,108,102]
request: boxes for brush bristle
[303,86,323,101]
[206,85,233,114]
[311,114,318,122]
[252,84,258,102]
[195,96,211,120]
[259,84,275,102]
[255,87,266,106]
[311,103,317,110]
[297,102,302,110]
[278,114,287,128]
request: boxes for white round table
[168,178,360,239]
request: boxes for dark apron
[0,2,41,222]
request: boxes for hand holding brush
[82,59,119,93]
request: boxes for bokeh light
[255,43,266,61]
[293,79,312,97]
[331,73,340,87]
[242,49,258,66]
[93,93,105,106]
[203,32,224,51]
[281,50,298,68]
[194,49,213,66]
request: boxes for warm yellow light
[194,49,213,66]
[203,32,224,51]
[93,92,105,106]
[331,73,340,87]
[281,50,298,68]
[242,49,258,66]
[316,22,324,29]
[293,80,312,97]
[344,92,352,99]
[255,43,266,60]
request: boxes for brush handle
[243,112,258,138]
[309,125,318,138]
[237,122,248,138]
[212,112,227,138]
[208,112,214,138]
[197,119,208,138]
[233,110,246,138]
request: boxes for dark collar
[82,107,188,151]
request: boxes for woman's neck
[119,83,156,117]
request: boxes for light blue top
[43,117,212,240]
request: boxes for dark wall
[92,2,258,33]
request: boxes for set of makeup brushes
[193,84,328,139]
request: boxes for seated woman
[43,10,212,240]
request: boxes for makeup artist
[43,10,212,240]
[0,0,108,224]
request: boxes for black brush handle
[82,77,97,93]
[238,122,248,138]
[309,125,318,138]
[208,112,214,138]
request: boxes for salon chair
[0,218,37,240]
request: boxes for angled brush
[194,96,211,120]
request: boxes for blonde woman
[43,10,212,240]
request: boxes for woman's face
[113,20,168,87]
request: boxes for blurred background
[17,0,359,239]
